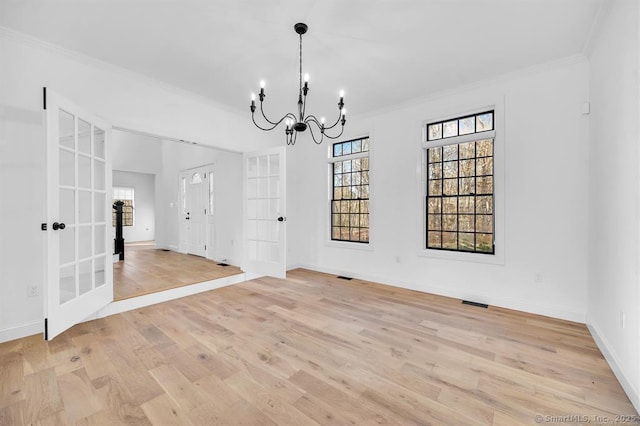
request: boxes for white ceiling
[0,0,604,118]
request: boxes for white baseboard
[587,321,640,413]
[292,263,585,323]
[0,320,42,344]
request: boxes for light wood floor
[113,242,242,301]
[0,269,636,425]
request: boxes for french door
[44,89,112,340]
[243,146,286,278]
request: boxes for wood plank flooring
[1,269,636,425]
[113,242,242,301]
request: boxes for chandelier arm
[321,123,346,140]
[287,130,298,146]
[307,123,324,145]
[304,115,322,128]
[259,100,283,126]
[251,112,281,131]
[323,109,344,130]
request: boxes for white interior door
[45,88,112,340]
[243,146,286,278]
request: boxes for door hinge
[43,87,47,110]
[205,245,207,251]
[44,318,48,340]
[41,223,47,231]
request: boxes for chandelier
[250,22,346,146]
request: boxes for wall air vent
[462,300,489,308]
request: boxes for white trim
[0,320,43,344]
[586,321,640,412]
[418,98,505,265]
[324,240,374,251]
[95,273,252,318]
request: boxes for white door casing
[243,146,286,278]
[179,166,213,258]
[45,88,113,340]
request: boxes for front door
[44,89,113,340]
[179,167,210,257]
[243,146,286,278]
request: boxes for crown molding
[353,53,589,121]
[0,25,244,117]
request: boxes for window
[425,111,494,254]
[112,186,134,227]
[330,137,370,243]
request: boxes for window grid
[331,137,370,243]
[112,186,134,227]
[426,139,494,254]
[427,111,494,142]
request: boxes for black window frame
[330,137,370,244]
[425,111,495,254]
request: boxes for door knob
[52,222,66,230]
[277,217,285,222]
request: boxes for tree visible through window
[331,137,370,243]
[426,111,494,254]
[112,186,134,227]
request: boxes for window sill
[325,240,374,251]
[418,248,504,265]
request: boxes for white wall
[155,141,243,266]
[0,29,260,342]
[586,0,640,410]
[288,57,590,323]
[112,130,162,174]
[113,170,156,242]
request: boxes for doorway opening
[111,129,244,301]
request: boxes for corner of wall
[587,318,640,412]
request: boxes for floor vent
[462,300,489,308]
[337,276,353,280]
[217,263,230,267]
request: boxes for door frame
[178,163,216,259]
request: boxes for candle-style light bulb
[339,89,345,98]
[321,117,326,124]
[341,108,347,117]
[260,80,266,89]
[251,93,256,101]
[304,73,310,82]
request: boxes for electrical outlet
[28,285,38,297]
